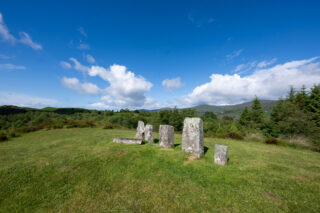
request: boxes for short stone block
[113,138,143,145]
[214,144,228,165]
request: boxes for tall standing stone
[144,124,154,143]
[182,117,204,158]
[214,144,228,165]
[135,120,145,139]
[159,125,174,148]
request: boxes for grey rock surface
[214,144,228,165]
[113,138,143,145]
[159,125,174,148]
[182,117,204,158]
[144,124,154,143]
[135,120,145,139]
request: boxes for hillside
[193,100,278,118]
[0,128,319,212]
[0,100,278,118]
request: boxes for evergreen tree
[307,84,320,126]
[287,86,296,103]
[249,97,265,127]
[239,107,249,126]
[295,85,308,111]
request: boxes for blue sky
[1,0,320,109]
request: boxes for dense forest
[1,85,319,151]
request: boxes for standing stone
[135,120,145,139]
[144,124,154,143]
[182,117,204,158]
[214,144,228,165]
[159,125,174,148]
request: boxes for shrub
[225,132,244,140]
[265,137,280,145]
[103,123,115,129]
[0,134,8,142]
[8,130,19,138]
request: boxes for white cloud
[84,54,95,64]
[60,61,72,69]
[61,77,102,95]
[182,57,320,106]
[0,54,14,60]
[78,27,87,37]
[0,63,25,70]
[226,49,243,60]
[88,64,153,108]
[0,13,15,43]
[77,43,90,50]
[162,77,183,91]
[0,91,57,107]
[0,13,42,50]
[69,57,89,73]
[233,61,257,74]
[18,32,42,50]
[257,58,277,68]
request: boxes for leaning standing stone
[182,117,204,158]
[214,144,228,165]
[144,124,154,142]
[159,125,174,148]
[135,120,145,139]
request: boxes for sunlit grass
[0,128,319,212]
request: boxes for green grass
[0,128,319,212]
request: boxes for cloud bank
[183,57,320,106]
[0,92,57,107]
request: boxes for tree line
[0,85,319,150]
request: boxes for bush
[225,132,244,140]
[265,137,280,145]
[103,123,115,129]
[8,130,19,138]
[0,134,8,142]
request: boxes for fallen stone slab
[144,124,154,143]
[159,125,174,148]
[214,144,228,165]
[135,120,145,139]
[182,117,204,158]
[113,138,143,145]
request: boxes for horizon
[1,0,320,109]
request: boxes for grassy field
[0,128,319,212]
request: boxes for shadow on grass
[153,138,159,143]
[174,144,180,148]
[204,146,209,155]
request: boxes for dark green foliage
[239,107,250,126]
[0,134,8,142]
[202,111,218,120]
[307,84,320,126]
[265,137,280,145]
[238,97,265,130]
[225,132,244,140]
[103,123,115,129]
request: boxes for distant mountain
[0,100,278,118]
[192,100,278,118]
[142,100,278,118]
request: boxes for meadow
[0,128,319,212]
